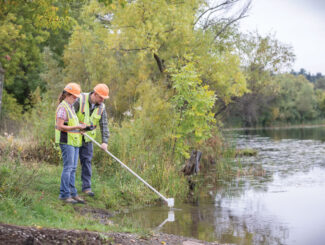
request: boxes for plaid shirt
[56,106,68,122]
[73,92,110,144]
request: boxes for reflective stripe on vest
[81,93,86,114]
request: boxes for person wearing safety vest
[55,83,87,204]
[74,83,110,197]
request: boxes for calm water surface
[112,127,325,245]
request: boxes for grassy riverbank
[0,130,241,231]
[0,157,151,234]
[0,131,184,233]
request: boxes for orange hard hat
[64,83,81,97]
[94,83,109,99]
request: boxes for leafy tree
[0,89,23,121]
[226,32,295,126]
[273,74,317,122]
[170,63,216,158]
[43,0,89,64]
[0,0,73,107]
[315,77,325,90]
[296,79,317,120]
[63,0,249,158]
[316,90,325,116]
[39,48,65,104]
[63,0,248,122]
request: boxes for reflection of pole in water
[156,211,175,230]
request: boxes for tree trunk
[0,62,4,118]
[182,150,202,176]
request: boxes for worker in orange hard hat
[74,83,110,197]
[55,83,86,204]
[94,83,109,99]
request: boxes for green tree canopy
[0,0,75,106]
[63,0,248,120]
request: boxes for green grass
[0,159,163,234]
[236,148,258,157]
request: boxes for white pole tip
[167,198,174,207]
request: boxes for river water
[112,127,325,245]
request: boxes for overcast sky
[239,0,325,74]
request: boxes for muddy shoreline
[0,223,221,245]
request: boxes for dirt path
[0,223,221,245]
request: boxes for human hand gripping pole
[81,132,175,207]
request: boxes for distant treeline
[224,68,325,127]
[291,69,324,84]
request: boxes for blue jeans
[59,144,79,199]
[79,142,93,192]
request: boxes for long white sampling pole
[82,133,174,207]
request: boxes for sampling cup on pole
[82,133,175,207]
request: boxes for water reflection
[112,127,325,245]
[213,168,325,245]
[237,126,325,141]
[156,211,175,230]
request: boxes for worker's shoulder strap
[80,92,105,116]
[80,93,90,114]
